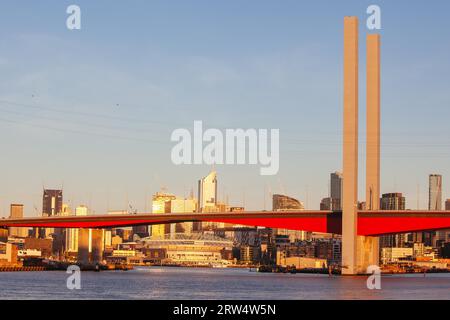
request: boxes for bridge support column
[360,33,381,272]
[77,228,90,265]
[356,236,379,273]
[342,16,359,275]
[91,229,104,264]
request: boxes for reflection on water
[1,267,450,300]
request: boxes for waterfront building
[0,229,8,242]
[24,237,52,258]
[276,254,327,269]
[141,233,233,266]
[381,247,413,264]
[239,245,260,264]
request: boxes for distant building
[66,205,90,254]
[380,193,405,210]
[273,194,304,211]
[380,193,407,249]
[330,171,343,210]
[446,199,450,211]
[198,171,217,212]
[381,247,413,265]
[43,189,63,216]
[170,197,198,235]
[429,175,448,245]
[272,194,309,241]
[24,238,52,258]
[151,191,176,239]
[320,197,340,211]
[0,229,8,242]
[8,204,28,238]
[429,174,442,210]
[142,233,233,266]
[40,189,63,239]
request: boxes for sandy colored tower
[342,16,359,275]
[366,34,381,211]
[342,18,380,275]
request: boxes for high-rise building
[66,205,89,253]
[429,174,448,244]
[320,197,340,211]
[198,171,217,212]
[380,193,406,210]
[330,172,343,210]
[171,198,198,235]
[380,193,407,249]
[151,192,176,239]
[446,199,450,211]
[43,189,63,216]
[429,174,442,210]
[8,204,28,238]
[40,189,63,239]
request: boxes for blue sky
[1,1,450,216]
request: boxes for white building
[381,247,413,264]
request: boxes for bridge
[2,210,450,236]
[0,17,445,274]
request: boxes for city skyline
[1,1,450,217]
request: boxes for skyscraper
[429,174,447,244]
[322,171,343,210]
[330,172,343,204]
[151,191,176,239]
[40,189,63,238]
[380,193,406,248]
[66,205,87,253]
[429,174,442,210]
[43,189,63,216]
[380,193,406,211]
[198,171,217,212]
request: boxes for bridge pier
[342,17,380,274]
[91,229,104,264]
[77,228,90,265]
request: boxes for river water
[1,267,449,300]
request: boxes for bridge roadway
[2,210,450,236]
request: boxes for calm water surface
[1,267,450,300]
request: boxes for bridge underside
[2,210,450,236]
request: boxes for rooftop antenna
[263,185,266,211]
[277,177,286,195]
[305,185,309,210]
[417,183,420,210]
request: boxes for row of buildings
[2,171,450,270]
